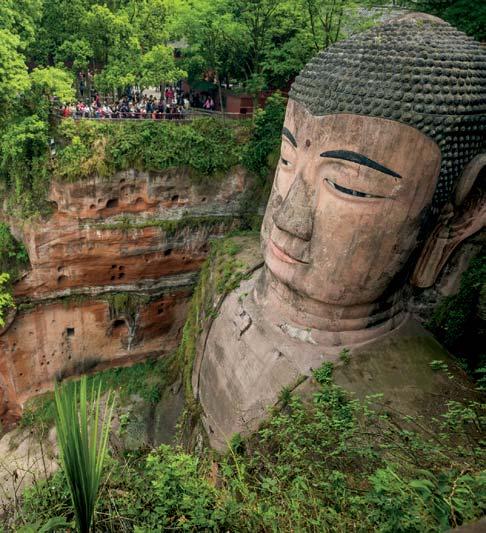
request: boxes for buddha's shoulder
[332,318,478,421]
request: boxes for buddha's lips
[269,239,309,265]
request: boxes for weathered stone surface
[0,289,189,427]
[0,166,251,427]
[0,426,58,505]
[197,274,477,449]
[49,167,246,220]
[13,167,248,299]
[195,14,485,450]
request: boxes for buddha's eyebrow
[282,127,297,148]
[320,150,402,179]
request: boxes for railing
[54,108,252,122]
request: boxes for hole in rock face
[66,327,75,337]
[118,272,125,280]
[111,319,128,337]
[135,197,144,206]
[98,198,103,204]
[164,248,172,257]
[111,264,116,269]
[110,275,116,281]
[201,197,207,202]
[119,265,124,271]
[57,266,63,272]
[157,305,164,315]
[50,201,59,211]
[89,204,96,210]
[57,275,68,286]
[120,178,126,184]
[106,198,119,209]
[171,195,179,202]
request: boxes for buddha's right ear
[411,153,486,288]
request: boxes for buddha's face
[261,100,442,306]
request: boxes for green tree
[0,29,30,111]
[234,0,287,93]
[171,0,246,108]
[140,44,187,88]
[0,0,43,47]
[56,39,94,73]
[29,67,75,103]
[414,0,486,40]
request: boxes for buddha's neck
[254,267,408,348]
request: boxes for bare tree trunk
[218,78,225,120]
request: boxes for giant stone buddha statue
[194,13,486,449]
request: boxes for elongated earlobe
[412,154,486,288]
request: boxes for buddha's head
[261,14,486,318]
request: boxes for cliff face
[0,166,250,428]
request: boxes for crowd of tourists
[60,86,216,120]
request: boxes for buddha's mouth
[269,239,309,265]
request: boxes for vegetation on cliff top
[53,118,248,183]
[0,94,285,221]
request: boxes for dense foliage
[428,249,486,375]
[0,223,29,281]
[0,273,15,328]
[54,118,247,182]
[412,0,486,41]
[14,0,384,98]
[242,92,286,179]
[6,364,485,532]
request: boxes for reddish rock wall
[14,167,247,298]
[0,166,250,429]
[0,290,189,420]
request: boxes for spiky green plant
[54,376,115,533]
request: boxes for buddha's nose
[273,175,314,241]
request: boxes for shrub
[54,118,244,182]
[54,376,115,533]
[11,363,485,532]
[242,92,286,180]
[428,249,486,373]
[0,222,30,282]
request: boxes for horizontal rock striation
[0,166,251,429]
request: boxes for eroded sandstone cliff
[0,166,251,429]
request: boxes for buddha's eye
[281,157,291,167]
[325,178,385,199]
